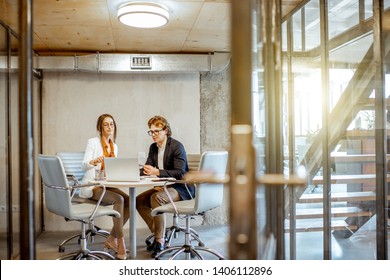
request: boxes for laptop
[104,157,141,182]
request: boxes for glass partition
[0,2,42,259]
[0,23,7,260]
[252,7,267,256]
[365,0,373,20]
[282,0,389,259]
[328,0,360,40]
[0,23,21,260]
[383,1,390,259]
[304,0,321,50]
[292,10,303,51]
[385,0,390,10]
[287,2,324,259]
[10,31,20,260]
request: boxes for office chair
[152,151,228,260]
[144,212,205,250]
[38,154,120,260]
[144,154,204,249]
[56,152,110,253]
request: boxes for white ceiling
[0,0,306,55]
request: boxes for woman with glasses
[81,113,129,260]
[136,115,195,258]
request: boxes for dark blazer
[143,137,195,200]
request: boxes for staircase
[285,34,390,235]
[287,129,390,235]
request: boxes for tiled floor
[35,225,229,260]
[3,215,388,260]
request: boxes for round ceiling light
[118,2,169,28]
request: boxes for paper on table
[151,177,176,182]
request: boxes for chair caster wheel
[59,246,65,252]
[198,242,205,246]
[145,240,152,246]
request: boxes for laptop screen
[104,157,141,182]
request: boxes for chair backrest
[194,151,228,213]
[37,154,73,218]
[187,154,201,172]
[56,152,86,181]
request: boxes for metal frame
[373,0,388,260]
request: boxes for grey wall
[40,65,230,231]
[42,72,201,156]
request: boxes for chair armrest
[153,178,194,200]
[72,182,103,189]
[161,181,179,215]
[72,183,106,220]
[170,172,229,184]
[163,173,228,202]
[66,174,79,197]
[66,174,79,184]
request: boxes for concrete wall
[200,67,231,225]
[40,65,230,231]
[200,67,231,152]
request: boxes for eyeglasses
[147,129,163,136]
[103,123,115,128]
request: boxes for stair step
[298,191,376,203]
[312,174,390,185]
[331,154,390,162]
[292,207,372,219]
[344,130,390,138]
[285,219,357,232]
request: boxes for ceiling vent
[130,55,152,69]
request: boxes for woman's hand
[143,165,160,176]
[90,155,104,166]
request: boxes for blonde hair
[147,115,172,137]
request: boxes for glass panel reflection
[282,0,388,259]
[0,23,7,261]
[10,32,19,260]
[328,0,359,39]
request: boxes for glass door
[229,0,389,260]
[281,0,389,260]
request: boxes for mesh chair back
[38,154,73,218]
[194,151,228,213]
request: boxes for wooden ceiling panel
[160,2,204,29]
[193,2,230,30]
[0,0,19,33]
[113,27,190,53]
[1,0,374,56]
[183,2,230,52]
[34,0,111,27]
[182,28,230,53]
[34,25,116,53]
